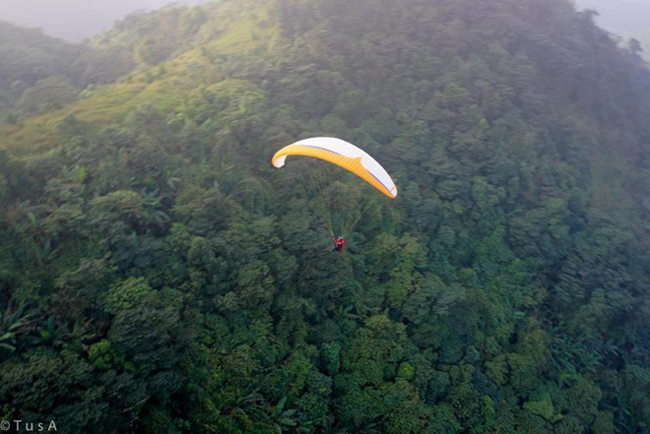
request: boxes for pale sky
[0,0,648,42]
[574,0,650,34]
[0,0,211,42]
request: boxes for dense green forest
[1,0,649,433]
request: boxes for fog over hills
[0,0,211,42]
[3,0,650,43]
[573,0,650,34]
[0,0,648,432]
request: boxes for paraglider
[272,137,397,199]
[331,235,346,253]
[272,137,397,250]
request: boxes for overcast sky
[0,0,648,42]
[0,0,211,42]
[575,0,650,34]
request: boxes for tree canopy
[0,0,648,433]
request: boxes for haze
[1,0,650,42]
[0,0,211,42]
[574,0,650,34]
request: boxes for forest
[0,0,648,433]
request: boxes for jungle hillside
[0,0,649,433]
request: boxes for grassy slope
[0,0,276,156]
[1,0,644,226]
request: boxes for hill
[573,0,650,62]
[573,0,650,34]
[1,0,649,433]
[0,0,212,42]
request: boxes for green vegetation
[0,0,648,433]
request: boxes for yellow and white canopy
[271,137,397,199]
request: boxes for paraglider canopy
[272,136,397,238]
[272,137,397,199]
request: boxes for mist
[3,0,650,43]
[1,0,649,432]
[0,0,211,42]
[574,0,650,34]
